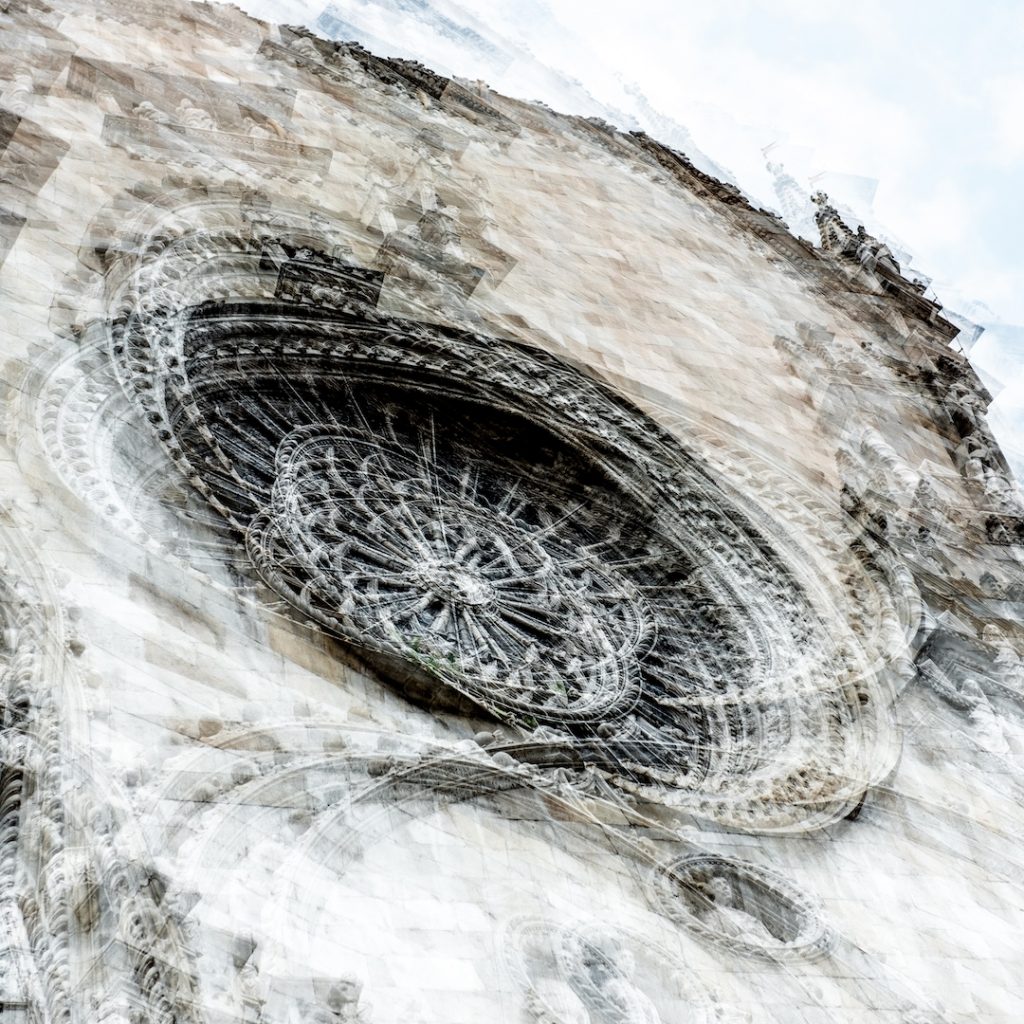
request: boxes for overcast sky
[236,0,1024,476]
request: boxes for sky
[234,0,1024,477]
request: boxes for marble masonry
[0,1,1022,1021]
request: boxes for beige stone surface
[0,1,1022,1022]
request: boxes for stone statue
[561,933,663,1024]
[359,160,400,236]
[132,101,171,125]
[957,434,992,484]
[174,98,218,131]
[855,225,900,276]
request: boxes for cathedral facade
[1,1,1022,1021]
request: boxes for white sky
[234,0,1024,476]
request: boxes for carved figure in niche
[964,439,991,485]
[472,172,501,244]
[954,433,1010,501]
[908,524,944,570]
[419,197,466,259]
[559,932,663,1024]
[174,98,217,131]
[982,468,1021,512]
[359,159,400,235]
[132,100,172,125]
[947,381,988,430]
[509,919,709,1024]
[683,874,780,946]
[910,476,943,524]
[400,134,456,213]
[652,855,830,960]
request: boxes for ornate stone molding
[0,527,204,1024]
[650,854,834,962]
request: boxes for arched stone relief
[151,717,962,1023]
[152,717,755,1021]
[27,184,907,832]
[0,559,59,1021]
[0,524,206,1024]
[650,854,834,962]
[503,917,722,1024]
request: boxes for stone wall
[0,1,1022,1022]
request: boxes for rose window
[106,228,895,828]
[247,425,649,722]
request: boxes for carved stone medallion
[651,854,834,961]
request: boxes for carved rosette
[247,426,649,722]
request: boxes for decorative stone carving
[0,545,204,1024]
[505,918,718,1024]
[294,976,373,1023]
[650,854,833,961]
[71,189,899,830]
[810,192,933,301]
[811,192,855,257]
[2,0,1023,1020]
[246,424,649,723]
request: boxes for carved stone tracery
[247,423,650,723]
[26,186,902,832]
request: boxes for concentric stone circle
[246,426,650,723]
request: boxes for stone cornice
[273,24,962,359]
